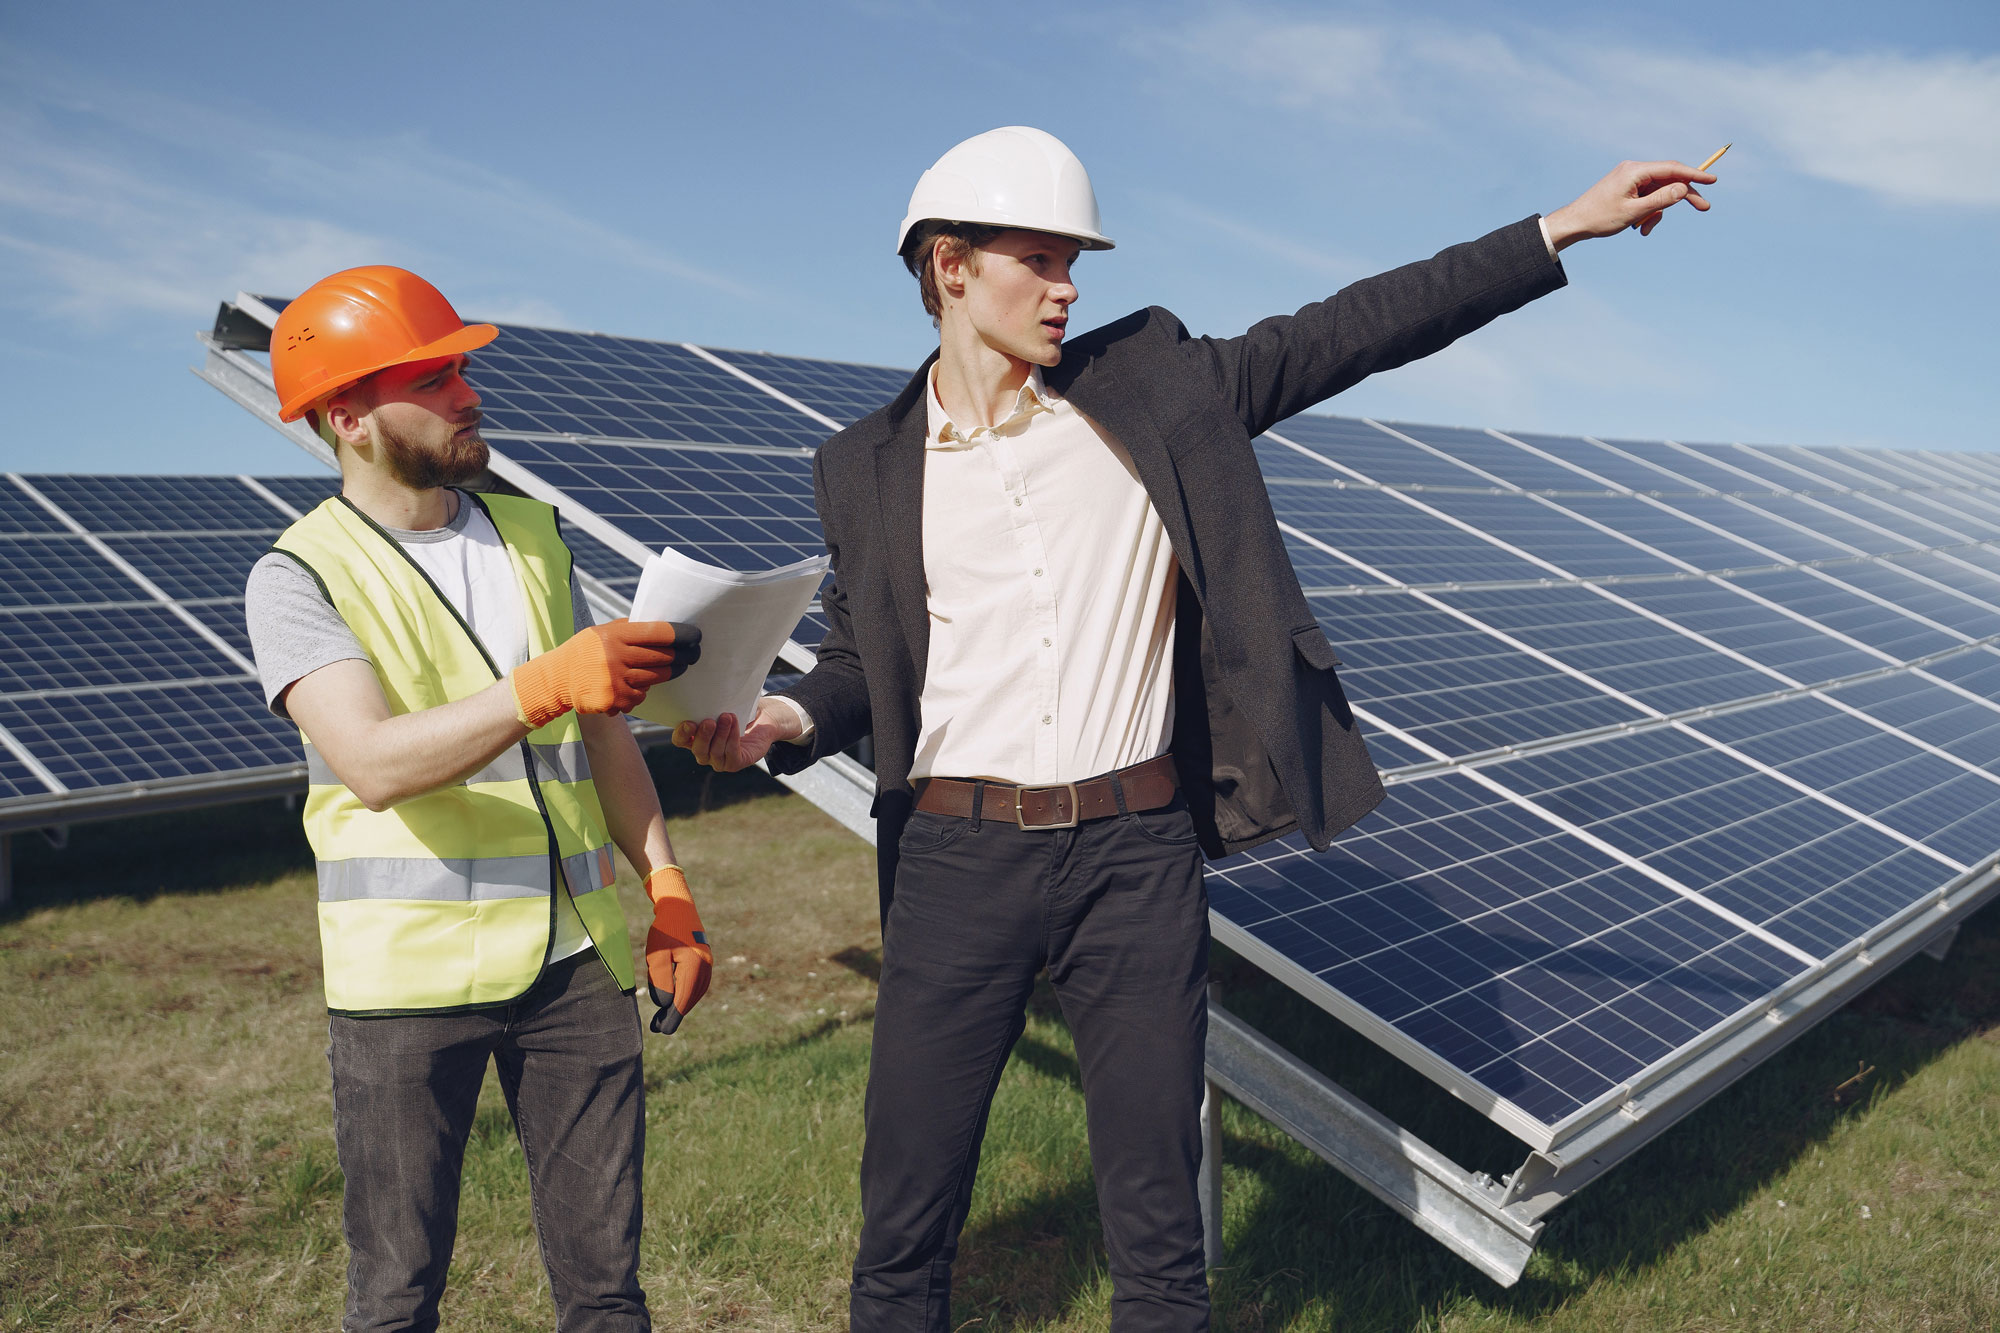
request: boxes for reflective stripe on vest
[319,847,617,903]
[273,492,635,1014]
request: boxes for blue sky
[2,1,1995,475]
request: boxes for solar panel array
[1217,420,2000,1140]
[202,309,1999,1156]
[0,473,337,831]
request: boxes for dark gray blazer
[771,216,1567,914]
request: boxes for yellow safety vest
[271,492,635,1014]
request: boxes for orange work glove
[511,619,700,729]
[644,865,713,1036]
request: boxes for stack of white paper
[627,545,830,730]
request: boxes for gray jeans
[328,951,649,1332]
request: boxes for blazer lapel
[1055,354,1205,601]
[874,356,937,681]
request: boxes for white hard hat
[896,126,1115,258]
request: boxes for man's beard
[378,419,489,490]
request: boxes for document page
[626,544,830,730]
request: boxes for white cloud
[1135,8,2000,208]
[0,50,760,331]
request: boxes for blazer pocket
[1290,623,1344,670]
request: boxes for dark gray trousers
[851,795,1212,1332]
[328,951,649,1333]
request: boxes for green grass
[2,753,1995,1330]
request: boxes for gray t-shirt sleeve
[244,554,370,720]
[244,553,598,720]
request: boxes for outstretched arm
[1184,158,1719,439]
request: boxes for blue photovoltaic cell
[1736,493,1912,555]
[1914,486,2000,536]
[1310,592,1642,758]
[1284,528,1370,590]
[0,749,48,800]
[1390,423,1606,493]
[501,438,822,569]
[1551,493,1768,569]
[1437,585,1776,712]
[1829,670,2000,772]
[0,537,147,608]
[1611,579,1884,683]
[0,479,68,534]
[104,534,281,602]
[187,602,254,658]
[1695,443,1846,493]
[1798,491,1969,548]
[0,681,300,790]
[1715,569,1962,664]
[1798,563,2000,643]
[1274,415,1492,489]
[555,522,642,587]
[1647,494,1853,563]
[1917,450,2000,489]
[0,476,342,823]
[1480,729,1942,957]
[0,606,240,695]
[702,347,912,426]
[1414,491,1678,577]
[32,475,289,534]
[469,326,829,451]
[253,475,341,515]
[1862,494,2000,544]
[1255,435,1372,483]
[1211,774,1799,1125]
[1584,440,1760,492]
[1264,484,1553,584]
[1501,432,1695,494]
[1689,695,2000,869]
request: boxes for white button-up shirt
[905,365,1179,784]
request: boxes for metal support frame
[194,300,2000,1287]
[0,834,10,909]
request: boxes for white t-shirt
[409,498,595,964]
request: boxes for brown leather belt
[913,754,1180,831]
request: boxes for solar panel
[199,299,1999,1281]
[0,472,316,834]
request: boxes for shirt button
[1042,715,1052,725]
[1014,497,1023,507]
[1042,637,1052,647]
[1033,568,1043,577]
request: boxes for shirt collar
[925,364,1056,450]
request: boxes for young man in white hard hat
[245,265,713,1332]
[678,126,1715,1329]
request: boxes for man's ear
[322,392,371,450]
[934,236,970,302]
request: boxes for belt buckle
[1015,782,1080,830]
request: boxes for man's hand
[672,696,802,772]
[1545,160,1717,251]
[510,618,700,729]
[643,865,712,1036]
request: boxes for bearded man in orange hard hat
[677,128,1715,1328]
[245,266,712,1332]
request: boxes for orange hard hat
[270,266,498,422]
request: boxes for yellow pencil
[1697,143,1731,172]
